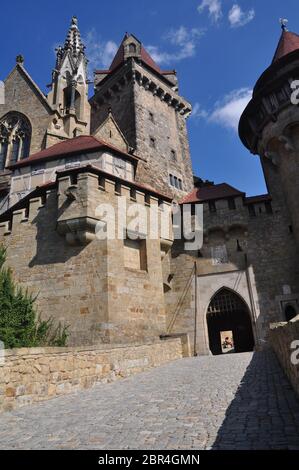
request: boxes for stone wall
[91,61,194,199]
[0,338,184,412]
[164,193,299,355]
[269,319,299,397]
[0,65,52,155]
[0,169,173,346]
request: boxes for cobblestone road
[1,351,299,450]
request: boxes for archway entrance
[207,288,255,355]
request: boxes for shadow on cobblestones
[212,350,299,450]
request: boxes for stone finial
[71,16,78,28]
[16,54,24,65]
[280,18,288,32]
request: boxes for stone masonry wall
[133,66,194,197]
[269,319,299,398]
[0,66,52,155]
[164,194,299,355]
[0,171,172,346]
[0,338,183,412]
[91,61,194,199]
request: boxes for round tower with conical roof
[239,24,299,250]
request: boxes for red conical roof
[109,34,162,74]
[272,30,299,63]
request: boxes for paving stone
[1,351,299,450]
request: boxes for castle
[0,17,298,354]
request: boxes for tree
[0,245,68,348]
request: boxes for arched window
[11,137,20,164]
[0,112,31,168]
[0,122,9,170]
[128,43,137,54]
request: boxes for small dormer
[123,34,142,61]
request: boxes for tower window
[169,174,183,190]
[149,112,155,123]
[209,200,216,213]
[248,204,256,217]
[128,43,137,54]
[228,198,236,210]
[149,136,156,149]
[171,149,177,161]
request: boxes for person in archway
[223,337,233,349]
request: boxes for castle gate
[206,288,255,355]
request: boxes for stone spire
[55,16,87,73]
[47,16,90,143]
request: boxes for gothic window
[11,137,20,164]
[0,141,8,171]
[0,112,31,168]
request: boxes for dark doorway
[285,305,297,322]
[207,288,255,355]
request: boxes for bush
[0,245,69,349]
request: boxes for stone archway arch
[206,287,255,355]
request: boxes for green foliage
[0,245,69,349]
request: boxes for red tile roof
[244,194,271,204]
[108,35,162,74]
[95,34,176,80]
[8,135,138,169]
[272,31,299,63]
[180,183,245,204]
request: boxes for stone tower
[47,16,90,142]
[90,34,194,197]
[239,25,299,254]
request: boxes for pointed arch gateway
[206,288,255,355]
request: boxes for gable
[1,65,52,115]
[92,113,129,153]
[0,65,54,154]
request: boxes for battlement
[0,166,174,247]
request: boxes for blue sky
[1,0,297,195]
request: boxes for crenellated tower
[90,34,194,197]
[239,23,299,253]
